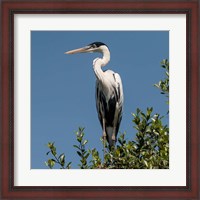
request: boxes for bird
[65,42,123,152]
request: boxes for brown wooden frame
[1,0,199,199]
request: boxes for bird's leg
[110,126,117,166]
[111,104,119,147]
[111,127,116,144]
[102,118,106,164]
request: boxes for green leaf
[46,159,55,169]
[82,140,88,146]
[143,160,148,168]
[131,112,136,117]
[60,156,65,167]
[77,151,82,157]
[66,162,72,169]
[85,153,90,159]
[141,112,146,119]
[77,137,82,143]
[73,145,80,150]
[59,153,65,162]
[146,127,151,133]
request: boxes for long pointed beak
[64,46,91,54]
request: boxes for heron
[65,42,124,155]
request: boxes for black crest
[88,42,107,48]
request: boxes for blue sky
[31,31,169,169]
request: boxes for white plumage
[65,42,124,149]
[95,70,123,147]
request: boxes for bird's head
[65,42,108,55]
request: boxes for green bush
[45,59,169,169]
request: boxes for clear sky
[31,31,169,169]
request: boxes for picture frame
[1,0,199,199]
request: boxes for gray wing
[112,73,123,135]
[95,72,123,146]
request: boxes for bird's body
[95,69,123,147]
[65,42,123,149]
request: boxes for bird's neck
[93,46,110,81]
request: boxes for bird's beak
[64,45,91,54]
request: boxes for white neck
[93,45,110,81]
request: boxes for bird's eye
[92,44,97,48]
